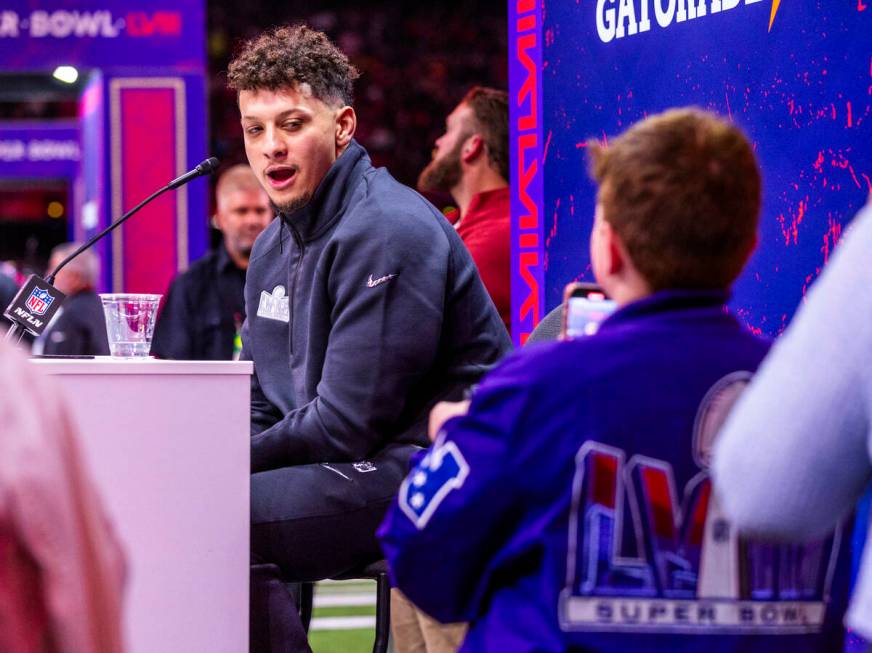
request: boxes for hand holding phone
[561,282,616,339]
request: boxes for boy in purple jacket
[379,108,851,653]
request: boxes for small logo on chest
[367,273,397,288]
[257,285,290,323]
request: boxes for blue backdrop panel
[537,0,870,335]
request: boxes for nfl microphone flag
[3,275,66,336]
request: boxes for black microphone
[167,157,220,190]
[3,156,220,344]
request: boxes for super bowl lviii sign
[0,1,208,295]
[509,0,870,343]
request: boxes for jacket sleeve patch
[398,440,470,530]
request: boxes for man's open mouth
[266,167,297,188]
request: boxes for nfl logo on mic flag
[3,275,66,336]
[25,287,54,316]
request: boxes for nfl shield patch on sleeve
[399,439,469,530]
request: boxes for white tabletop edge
[29,357,254,375]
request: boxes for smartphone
[561,282,616,339]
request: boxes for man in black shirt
[151,164,273,360]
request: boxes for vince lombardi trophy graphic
[693,371,752,599]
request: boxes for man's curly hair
[227,24,360,106]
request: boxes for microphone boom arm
[47,185,171,284]
[46,156,219,284]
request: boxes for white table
[31,358,252,653]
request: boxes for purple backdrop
[0,122,79,180]
[0,2,203,71]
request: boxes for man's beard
[271,193,312,218]
[417,141,464,193]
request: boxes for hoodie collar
[279,139,368,243]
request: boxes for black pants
[250,442,419,653]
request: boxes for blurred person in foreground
[227,24,511,651]
[418,86,511,334]
[714,198,872,646]
[151,164,273,360]
[33,244,109,357]
[380,108,852,652]
[0,332,125,652]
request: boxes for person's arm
[379,352,536,623]
[149,277,193,360]
[460,216,511,331]
[249,210,474,472]
[713,203,872,541]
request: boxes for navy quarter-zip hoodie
[242,140,512,472]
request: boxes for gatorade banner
[510,1,871,341]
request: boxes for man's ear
[608,233,627,276]
[335,106,357,150]
[461,134,484,164]
[599,218,627,276]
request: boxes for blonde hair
[216,164,263,202]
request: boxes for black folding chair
[525,304,563,344]
[299,559,391,653]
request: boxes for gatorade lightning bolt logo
[769,0,782,31]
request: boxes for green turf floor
[310,628,375,653]
[309,579,381,653]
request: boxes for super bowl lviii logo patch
[559,373,842,635]
[25,287,54,316]
[257,285,289,323]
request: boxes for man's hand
[428,400,471,441]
